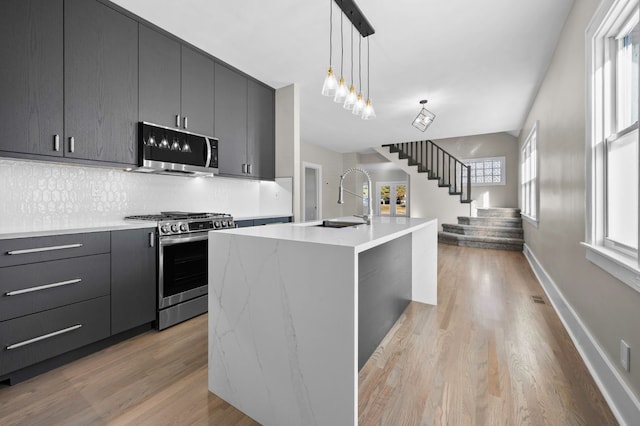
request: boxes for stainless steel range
[125,212,234,330]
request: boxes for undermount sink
[317,220,364,228]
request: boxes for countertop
[0,220,157,240]
[214,216,436,253]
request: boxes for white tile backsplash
[1,159,292,231]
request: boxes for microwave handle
[205,138,212,167]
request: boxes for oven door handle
[160,233,210,246]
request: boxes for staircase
[439,208,524,251]
[383,141,472,204]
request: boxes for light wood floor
[0,245,616,425]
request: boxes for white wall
[518,0,640,412]
[275,84,300,220]
[434,132,519,208]
[300,142,344,220]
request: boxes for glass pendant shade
[334,77,348,103]
[412,101,436,132]
[361,98,376,120]
[352,92,365,115]
[321,67,338,96]
[343,85,357,110]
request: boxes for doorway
[376,181,408,216]
[303,162,322,221]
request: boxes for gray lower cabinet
[139,25,215,136]
[0,0,63,157]
[0,296,110,376]
[110,228,157,335]
[64,0,139,165]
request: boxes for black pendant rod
[334,0,375,38]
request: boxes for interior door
[304,164,321,221]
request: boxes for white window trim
[460,156,506,187]
[584,0,640,294]
[521,121,539,226]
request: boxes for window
[520,123,538,223]
[585,0,640,293]
[460,156,505,186]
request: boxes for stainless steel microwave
[134,122,219,177]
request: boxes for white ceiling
[112,0,575,153]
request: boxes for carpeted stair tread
[457,216,522,228]
[442,223,523,238]
[438,231,524,251]
[476,207,521,218]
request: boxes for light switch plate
[620,339,630,372]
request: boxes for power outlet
[620,339,630,372]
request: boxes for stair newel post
[448,155,451,189]
[429,141,434,178]
[466,164,471,202]
[454,160,457,194]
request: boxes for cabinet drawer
[0,296,110,375]
[0,232,110,267]
[0,254,110,321]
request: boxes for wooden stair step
[438,231,524,251]
[442,223,523,238]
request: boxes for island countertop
[217,216,435,253]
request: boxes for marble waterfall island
[208,216,438,426]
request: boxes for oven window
[162,240,207,297]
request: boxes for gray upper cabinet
[140,25,214,136]
[0,0,63,157]
[139,25,182,130]
[248,80,275,180]
[64,0,138,165]
[181,46,215,136]
[215,64,275,180]
[215,63,248,177]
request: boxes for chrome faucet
[338,167,374,225]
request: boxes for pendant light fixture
[343,25,357,110]
[412,100,436,132]
[361,36,375,120]
[352,35,365,116]
[321,0,338,97]
[334,13,348,103]
[322,0,375,118]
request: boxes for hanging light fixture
[334,13,348,103]
[321,0,338,96]
[343,25,357,110]
[361,36,375,120]
[352,35,365,116]
[412,100,436,132]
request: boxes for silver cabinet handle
[149,232,155,248]
[247,164,252,175]
[54,135,60,151]
[7,243,83,255]
[69,136,75,153]
[6,324,82,350]
[176,114,181,128]
[5,278,82,296]
[205,138,212,167]
[242,164,247,174]
[183,116,188,129]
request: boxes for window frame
[520,121,539,226]
[460,156,506,187]
[584,0,640,294]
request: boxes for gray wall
[300,142,345,220]
[519,0,640,400]
[435,132,519,208]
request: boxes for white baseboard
[523,244,640,426]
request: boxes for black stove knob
[214,221,221,229]
[160,224,169,234]
[171,224,179,233]
[180,223,188,232]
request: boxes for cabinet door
[247,81,276,180]
[64,0,138,164]
[139,25,181,129]
[181,46,214,136]
[214,63,248,176]
[111,229,157,335]
[0,0,63,157]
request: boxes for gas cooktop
[125,211,234,235]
